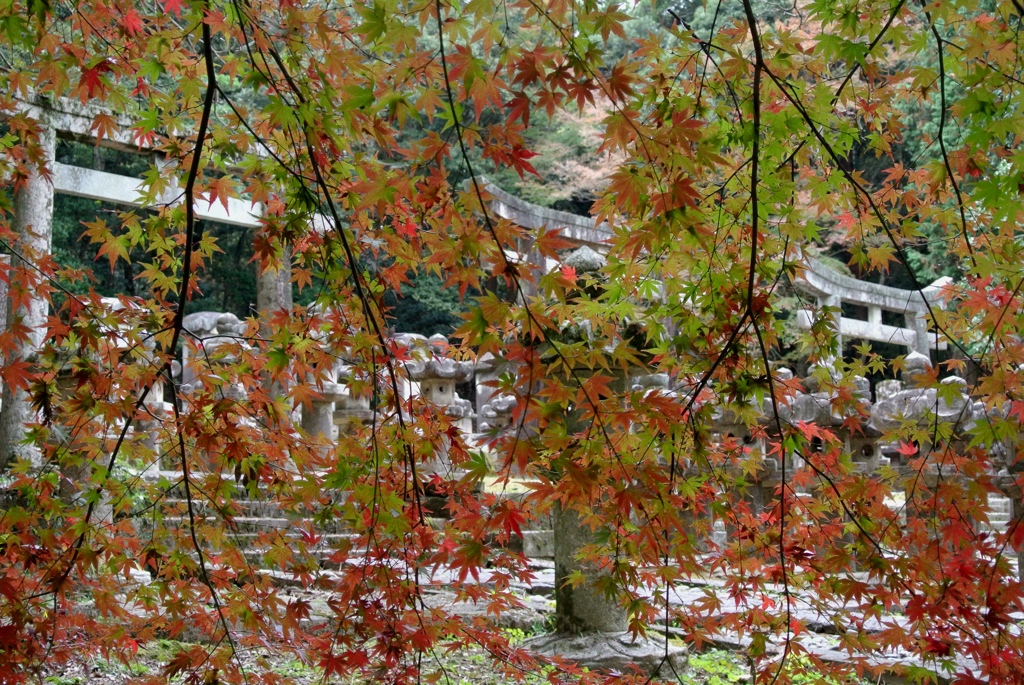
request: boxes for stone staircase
[986,493,1014,534]
[140,484,1019,579]
[135,474,563,578]
[136,490,347,569]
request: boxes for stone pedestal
[527,504,687,676]
[334,391,374,434]
[527,631,687,677]
[302,394,336,442]
[303,373,353,448]
[139,396,173,479]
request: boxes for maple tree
[1,0,1024,683]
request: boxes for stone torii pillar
[0,120,56,470]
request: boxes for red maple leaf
[79,65,109,100]
[922,635,952,656]
[123,9,144,36]
[396,218,417,238]
[163,0,184,16]
[896,441,918,457]
[509,145,540,179]
[506,92,531,127]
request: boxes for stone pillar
[552,504,626,634]
[0,255,8,336]
[139,354,174,479]
[528,366,687,676]
[1009,494,1024,584]
[0,122,56,470]
[302,391,336,442]
[910,311,931,358]
[257,249,292,426]
[473,353,500,418]
[257,247,291,337]
[302,365,351,444]
[529,500,687,676]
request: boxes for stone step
[986,495,1014,534]
[156,516,350,535]
[988,494,1013,508]
[157,498,294,518]
[523,530,553,558]
[712,520,728,548]
[226,531,355,545]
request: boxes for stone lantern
[478,393,516,433]
[399,333,474,443]
[330,362,375,435]
[867,355,988,550]
[179,311,250,472]
[404,334,475,434]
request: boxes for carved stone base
[527,631,688,677]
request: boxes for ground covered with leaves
[40,638,767,685]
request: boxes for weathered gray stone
[562,245,606,273]
[523,530,554,558]
[422,589,552,631]
[180,312,249,392]
[183,311,247,338]
[302,393,336,442]
[482,179,612,248]
[902,351,931,385]
[794,249,947,355]
[0,121,55,469]
[553,504,626,634]
[868,380,972,434]
[257,250,292,337]
[479,393,516,432]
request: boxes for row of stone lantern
[161,307,1022,549]
[58,296,1022,528]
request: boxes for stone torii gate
[793,251,951,356]
[0,96,295,466]
[480,177,952,358]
